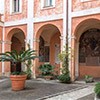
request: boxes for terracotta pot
[44,76,53,80]
[10,74,27,91]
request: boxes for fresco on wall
[39,36,49,62]
[79,28,100,66]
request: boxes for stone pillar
[33,38,40,78]
[3,40,12,76]
[71,35,76,81]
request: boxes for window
[10,0,22,14]
[44,0,53,7]
[41,0,55,9]
[13,0,20,12]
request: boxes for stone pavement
[0,78,97,100]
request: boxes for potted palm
[0,49,37,91]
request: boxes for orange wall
[72,14,100,35]
[72,0,100,12]
[5,0,27,22]
[50,32,60,74]
[79,66,100,78]
[5,24,27,41]
[34,20,63,37]
[34,0,63,17]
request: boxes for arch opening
[74,19,100,78]
[35,24,61,75]
[7,28,25,73]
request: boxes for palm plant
[0,49,37,74]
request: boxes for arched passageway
[74,19,100,78]
[7,28,25,72]
[34,24,61,76]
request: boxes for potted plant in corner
[94,82,100,100]
[84,75,94,83]
[0,49,37,91]
[39,63,55,80]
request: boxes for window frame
[80,0,92,2]
[41,0,55,9]
[10,0,22,14]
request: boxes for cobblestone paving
[0,79,86,100]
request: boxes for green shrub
[39,64,55,76]
[58,46,72,83]
[94,82,100,98]
[84,75,94,83]
[58,73,71,83]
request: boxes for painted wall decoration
[55,44,60,64]
[39,36,49,62]
[79,28,100,66]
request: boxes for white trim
[62,0,67,49]
[72,7,100,17]
[0,0,4,14]
[27,0,36,79]
[0,21,4,27]
[4,19,27,26]
[34,14,63,23]
[27,0,34,49]
[19,0,22,13]
[10,0,12,14]
[4,14,63,27]
[80,0,91,2]
[52,0,55,7]
[68,0,72,74]
[27,0,33,19]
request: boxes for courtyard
[0,77,96,100]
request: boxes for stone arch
[6,28,25,72]
[34,24,61,76]
[35,24,61,39]
[74,18,100,78]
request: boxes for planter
[10,74,27,91]
[44,76,53,80]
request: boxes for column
[27,0,34,49]
[71,35,76,81]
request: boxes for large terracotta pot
[10,74,27,91]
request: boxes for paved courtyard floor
[0,78,97,100]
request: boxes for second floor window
[13,0,20,12]
[44,0,53,7]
